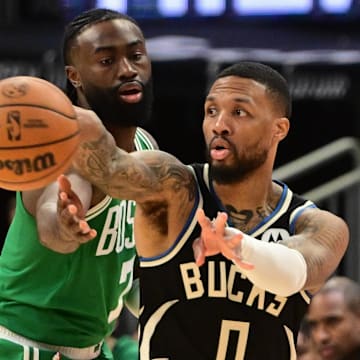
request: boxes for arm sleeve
[227,227,307,297]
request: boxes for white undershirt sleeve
[227,227,307,297]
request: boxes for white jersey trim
[289,200,315,225]
[299,290,311,304]
[85,195,113,221]
[140,299,179,360]
[135,128,155,150]
[284,325,297,360]
[0,325,102,360]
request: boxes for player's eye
[207,107,217,116]
[100,58,114,66]
[131,53,143,62]
[234,108,245,116]
[326,317,341,326]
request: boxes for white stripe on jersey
[284,325,297,360]
[23,345,30,360]
[135,128,155,150]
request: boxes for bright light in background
[90,0,355,17]
[95,0,127,12]
[234,0,313,15]
[158,0,188,17]
[320,0,352,13]
[194,0,226,16]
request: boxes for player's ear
[273,117,290,142]
[65,65,81,88]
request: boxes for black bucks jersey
[139,163,316,360]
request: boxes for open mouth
[121,88,141,96]
[210,138,231,161]
[118,86,143,103]
[211,145,230,160]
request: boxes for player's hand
[192,208,253,269]
[55,174,97,252]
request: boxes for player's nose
[117,57,137,80]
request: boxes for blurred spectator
[111,333,138,360]
[307,276,360,360]
[106,308,138,360]
[297,317,321,360]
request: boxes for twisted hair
[62,8,139,104]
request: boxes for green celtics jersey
[0,128,154,349]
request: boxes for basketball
[0,76,80,191]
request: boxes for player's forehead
[205,76,267,108]
[206,76,267,101]
[308,292,346,320]
[76,18,144,49]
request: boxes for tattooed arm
[281,207,349,293]
[74,106,196,212]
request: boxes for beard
[206,140,268,185]
[83,78,153,128]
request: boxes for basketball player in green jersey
[0,8,157,360]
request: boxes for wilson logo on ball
[0,153,57,175]
[0,75,80,190]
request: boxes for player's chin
[210,157,232,167]
[318,345,337,359]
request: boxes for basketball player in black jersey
[65,61,349,359]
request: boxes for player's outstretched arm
[74,106,193,204]
[35,173,96,254]
[193,209,308,296]
[193,207,349,296]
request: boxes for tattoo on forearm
[148,161,196,202]
[76,131,196,205]
[76,134,113,186]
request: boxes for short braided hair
[62,8,139,104]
